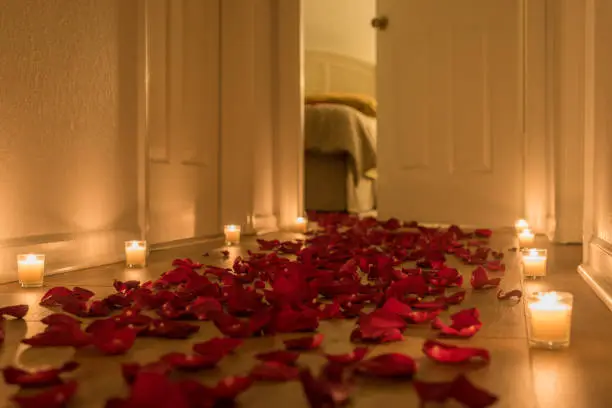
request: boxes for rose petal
[422,339,490,364]
[0,304,29,319]
[22,325,92,348]
[450,374,499,407]
[299,368,351,408]
[160,352,223,371]
[41,313,82,327]
[325,347,369,364]
[432,308,482,338]
[121,362,172,385]
[497,289,522,300]
[11,381,78,408]
[284,333,324,350]
[356,353,417,378]
[3,362,79,388]
[470,266,501,290]
[91,326,137,355]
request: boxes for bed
[303,50,378,214]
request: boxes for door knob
[371,16,389,30]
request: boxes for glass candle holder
[526,291,573,349]
[17,254,45,288]
[521,248,548,278]
[125,240,147,268]
[224,225,241,246]
[515,219,529,233]
[295,216,308,233]
[518,228,535,247]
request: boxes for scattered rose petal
[497,289,522,301]
[193,337,244,356]
[422,339,490,364]
[470,266,501,290]
[0,304,29,319]
[356,353,417,378]
[432,308,482,338]
[3,362,79,388]
[299,368,351,408]
[11,381,78,408]
[284,333,324,350]
[161,352,223,371]
[325,347,369,364]
[414,374,498,408]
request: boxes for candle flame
[225,225,238,232]
[516,219,529,228]
[529,249,539,257]
[521,228,533,236]
[25,254,37,263]
[296,217,306,224]
[128,241,141,249]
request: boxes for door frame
[273,0,555,233]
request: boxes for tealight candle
[527,291,573,349]
[17,254,45,288]
[518,228,535,247]
[224,225,241,246]
[515,219,529,232]
[295,216,308,233]
[125,240,147,268]
[522,248,547,278]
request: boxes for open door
[376,0,529,227]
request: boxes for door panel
[377,0,524,227]
[148,0,220,243]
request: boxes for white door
[147,0,220,243]
[376,0,525,227]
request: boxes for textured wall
[303,0,376,65]
[0,0,140,282]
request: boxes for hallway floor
[0,223,608,408]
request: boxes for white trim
[578,238,612,312]
[138,0,150,241]
[582,0,595,262]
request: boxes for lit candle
[515,219,529,232]
[224,225,241,246]
[518,228,535,247]
[125,240,147,268]
[522,248,547,278]
[527,291,573,349]
[295,216,308,233]
[17,254,45,288]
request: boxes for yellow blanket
[305,93,377,118]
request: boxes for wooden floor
[0,231,608,408]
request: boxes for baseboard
[0,229,138,285]
[150,234,225,251]
[577,238,612,312]
[253,214,279,235]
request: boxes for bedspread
[304,103,377,185]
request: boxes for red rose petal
[0,304,29,319]
[91,326,137,355]
[192,337,243,356]
[3,361,79,388]
[41,313,82,327]
[255,350,300,365]
[251,361,300,381]
[422,339,490,364]
[125,372,189,408]
[121,361,172,385]
[160,352,223,371]
[22,325,92,348]
[299,368,351,408]
[470,266,501,290]
[284,333,324,350]
[497,289,522,300]
[474,229,493,238]
[432,308,483,338]
[143,319,199,339]
[209,375,254,400]
[325,347,369,364]
[450,374,499,407]
[11,380,78,408]
[356,353,417,378]
[413,378,455,404]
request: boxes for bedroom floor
[0,231,609,407]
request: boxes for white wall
[303,0,376,65]
[0,0,141,283]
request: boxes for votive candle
[518,228,535,247]
[224,225,241,245]
[125,240,147,268]
[295,217,308,233]
[17,254,45,288]
[522,248,547,278]
[527,291,573,349]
